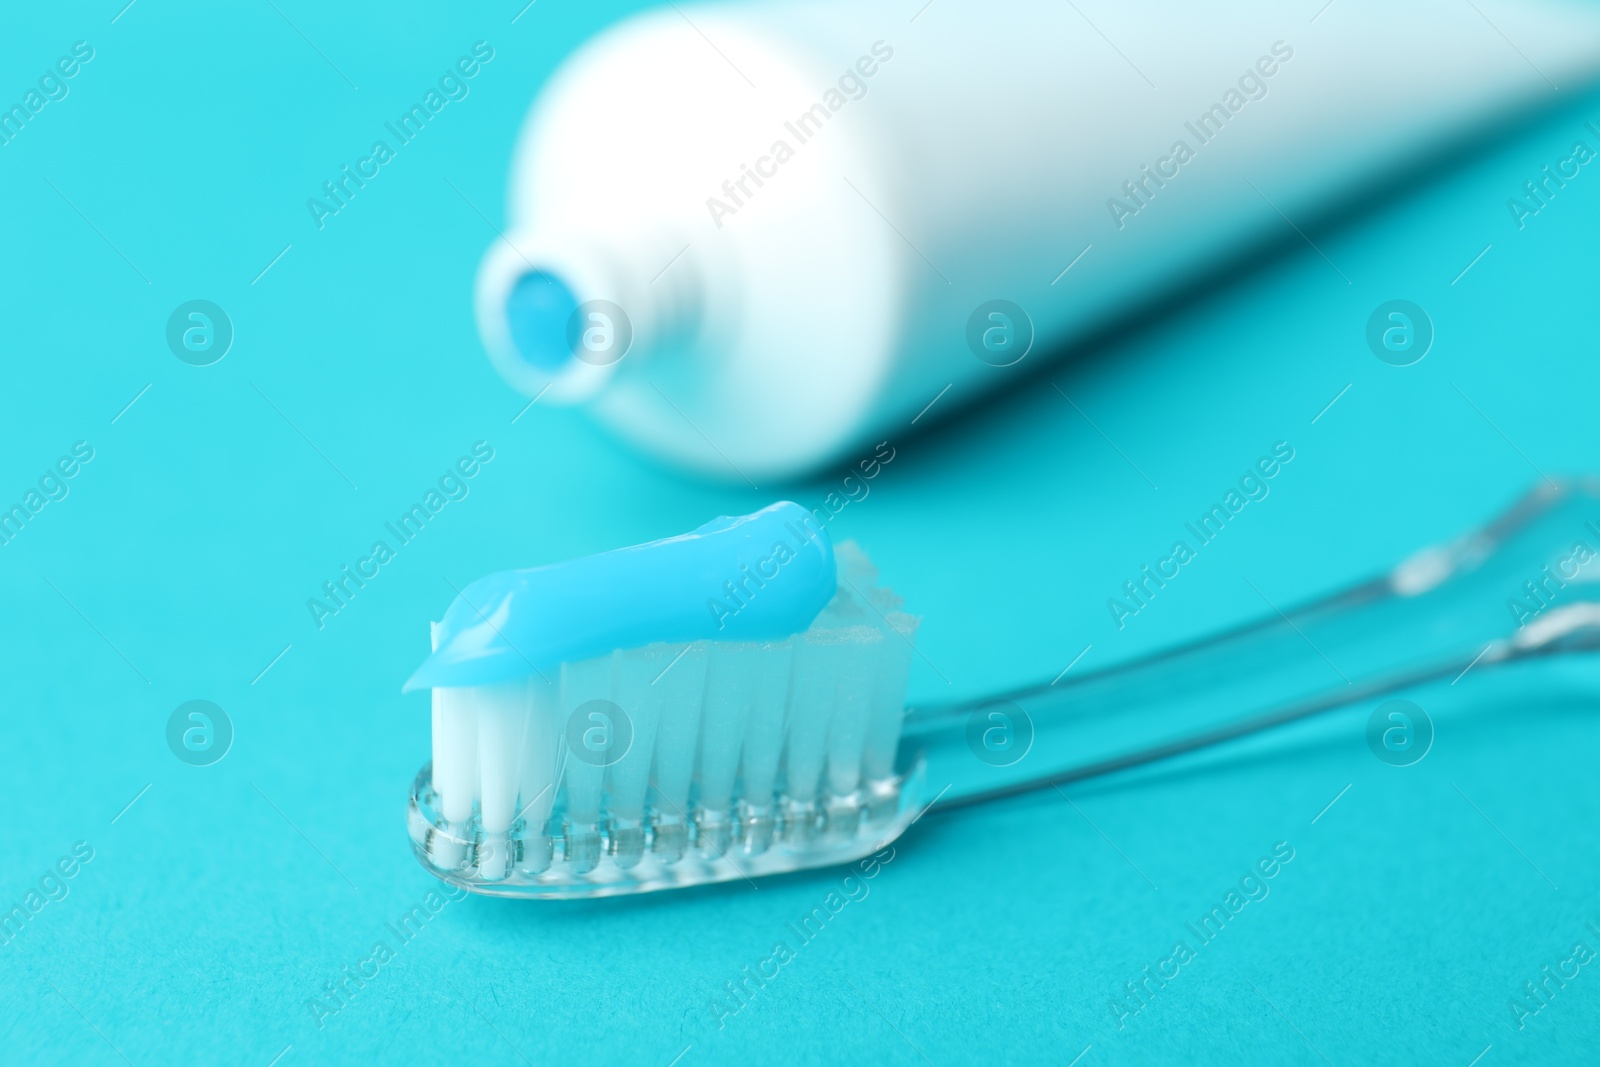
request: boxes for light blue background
[3,1,1600,1064]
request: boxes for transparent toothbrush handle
[902,480,1600,812]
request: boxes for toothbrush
[406,480,1600,899]
[474,0,1600,479]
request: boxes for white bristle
[737,641,794,822]
[516,676,562,819]
[422,546,918,881]
[431,688,478,827]
[834,541,879,587]
[562,654,623,874]
[470,681,528,838]
[784,628,846,815]
[607,646,669,823]
[429,623,477,829]
[516,675,561,874]
[473,681,526,833]
[563,656,615,813]
[650,642,709,808]
[696,643,757,850]
[826,629,883,797]
[603,646,668,867]
[863,613,917,784]
[472,679,528,880]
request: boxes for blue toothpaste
[403,501,836,691]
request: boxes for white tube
[477,0,1600,479]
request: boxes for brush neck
[901,482,1600,811]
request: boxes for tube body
[478,0,1600,479]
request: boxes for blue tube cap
[505,270,580,372]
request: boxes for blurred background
[3,1,1600,1064]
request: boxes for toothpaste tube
[476,0,1600,479]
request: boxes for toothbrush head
[404,505,922,899]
